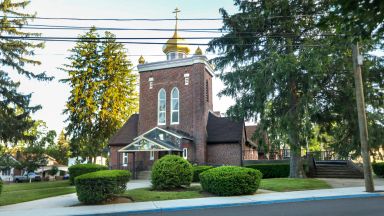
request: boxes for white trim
[150,151,155,160]
[122,152,128,165]
[138,56,214,77]
[118,137,169,152]
[170,87,180,125]
[158,88,166,125]
[182,148,188,160]
[133,126,190,141]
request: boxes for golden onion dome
[162,31,190,55]
[162,7,190,56]
[194,46,203,55]
[138,55,145,64]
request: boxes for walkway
[1,184,383,216]
[318,177,384,188]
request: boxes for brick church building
[108,9,259,175]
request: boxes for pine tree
[0,0,52,145]
[61,29,138,162]
[46,130,70,165]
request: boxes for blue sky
[11,0,239,134]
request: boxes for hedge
[0,180,2,195]
[68,164,108,184]
[75,170,131,204]
[372,163,384,177]
[192,165,213,182]
[200,166,262,196]
[246,163,289,178]
[151,155,193,190]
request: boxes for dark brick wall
[207,143,242,166]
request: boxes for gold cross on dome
[173,7,181,20]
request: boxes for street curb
[78,193,383,216]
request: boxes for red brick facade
[109,56,260,174]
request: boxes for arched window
[171,87,179,124]
[158,89,166,125]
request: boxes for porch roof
[118,127,185,152]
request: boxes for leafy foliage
[372,163,384,177]
[192,165,213,182]
[200,166,262,196]
[68,163,107,185]
[0,0,52,145]
[151,155,193,190]
[75,170,131,204]
[46,130,71,165]
[60,28,138,161]
[246,164,289,178]
[48,166,59,176]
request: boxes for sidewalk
[1,185,383,216]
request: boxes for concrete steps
[313,161,363,179]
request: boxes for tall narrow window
[171,87,179,124]
[150,151,154,160]
[158,89,166,125]
[182,148,188,160]
[205,80,209,102]
[123,153,128,166]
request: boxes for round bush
[372,162,384,177]
[68,164,108,185]
[75,170,131,204]
[200,166,262,196]
[192,165,213,182]
[151,155,193,190]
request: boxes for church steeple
[162,8,190,60]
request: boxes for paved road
[122,197,384,216]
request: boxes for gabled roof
[109,114,139,146]
[206,112,244,144]
[119,127,184,152]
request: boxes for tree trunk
[288,79,304,178]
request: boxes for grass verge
[260,178,332,192]
[0,180,75,206]
[124,186,206,202]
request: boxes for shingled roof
[206,112,244,144]
[109,114,139,146]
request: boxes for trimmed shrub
[246,163,289,178]
[75,170,131,204]
[151,155,193,190]
[192,165,213,182]
[0,180,2,195]
[200,166,262,196]
[372,162,384,177]
[68,164,108,184]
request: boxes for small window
[150,151,154,160]
[123,153,128,166]
[158,89,166,125]
[182,148,188,160]
[184,73,189,85]
[171,87,179,124]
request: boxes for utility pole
[352,42,374,192]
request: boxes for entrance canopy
[118,127,192,152]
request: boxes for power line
[0,36,351,47]
[0,14,325,21]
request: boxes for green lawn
[260,178,332,192]
[124,186,206,202]
[0,180,75,206]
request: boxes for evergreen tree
[61,29,138,162]
[0,0,52,145]
[209,0,384,178]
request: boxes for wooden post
[352,42,374,192]
[133,152,136,179]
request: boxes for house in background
[0,155,20,182]
[108,9,260,176]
